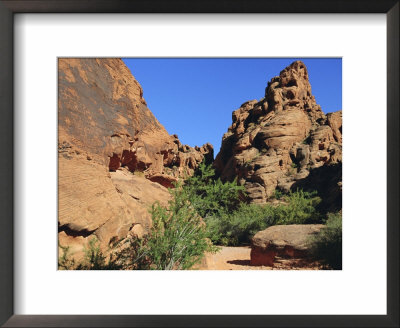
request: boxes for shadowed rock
[250,224,324,266]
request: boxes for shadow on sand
[227,259,252,266]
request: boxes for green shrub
[183,162,245,218]
[272,189,284,200]
[58,183,219,270]
[77,237,121,270]
[58,237,121,270]
[274,189,321,225]
[205,203,276,246]
[59,162,325,268]
[205,189,322,246]
[58,244,76,270]
[309,212,342,269]
[116,184,218,270]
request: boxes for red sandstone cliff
[58,58,212,257]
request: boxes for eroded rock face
[59,58,213,180]
[250,224,324,266]
[214,61,342,207]
[58,58,213,256]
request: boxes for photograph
[1,0,397,325]
[58,58,342,271]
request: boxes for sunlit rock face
[214,61,342,211]
[58,58,213,256]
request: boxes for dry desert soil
[198,246,323,270]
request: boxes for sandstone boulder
[250,224,324,266]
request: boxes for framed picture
[1,0,398,327]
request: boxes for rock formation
[250,224,324,266]
[214,61,342,210]
[58,58,213,257]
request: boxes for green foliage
[206,203,276,246]
[290,162,298,169]
[58,177,220,270]
[183,162,245,218]
[117,184,219,270]
[58,237,121,270]
[206,189,322,246]
[59,161,328,268]
[58,244,76,270]
[309,212,342,269]
[77,237,121,270]
[273,189,321,225]
[181,163,323,246]
[273,189,284,200]
[113,234,153,270]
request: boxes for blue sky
[122,58,342,156]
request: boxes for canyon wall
[58,58,212,256]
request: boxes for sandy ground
[197,246,324,270]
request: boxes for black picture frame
[0,1,398,327]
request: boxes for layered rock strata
[214,61,342,208]
[58,58,212,256]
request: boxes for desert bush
[309,212,342,269]
[58,244,76,270]
[272,189,284,200]
[58,237,121,270]
[59,166,325,268]
[76,237,121,270]
[183,162,245,218]
[273,189,321,225]
[116,184,219,270]
[205,189,322,246]
[59,184,218,270]
[205,203,276,246]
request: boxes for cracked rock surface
[214,61,342,210]
[58,58,212,257]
